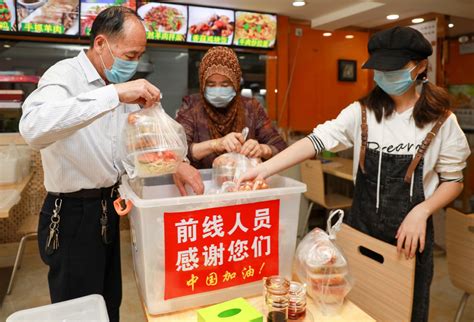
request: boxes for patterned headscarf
[199,46,246,140]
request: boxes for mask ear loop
[98,38,116,72]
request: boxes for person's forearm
[260,137,316,177]
[418,181,464,216]
[191,139,220,160]
[20,85,119,149]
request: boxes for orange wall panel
[445,40,474,85]
[287,24,370,132]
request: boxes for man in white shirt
[20,6,202,322]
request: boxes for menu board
[16,0,79,35]
[80,0,136,36]
[0,0,16,31]
[233,11,277,48]
[187,6,234,46]
[137,1,187,42]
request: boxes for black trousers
[38,193,122,322]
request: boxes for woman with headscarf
[176,46,287,169]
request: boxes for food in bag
[294,210,352,315]
[122,103,187,178]
[211,152,268,192]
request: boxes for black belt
[48,184,119,199]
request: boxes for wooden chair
[7,213,38,295]
[336,223,416,322]
[299,160,352,236]
[445,208,474,322]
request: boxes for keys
[101,200,112,245]
[45,198,62,255]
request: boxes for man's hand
[173,162,204,196]
[114,79,161,108]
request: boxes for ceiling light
[5,57,12,61]
[3,44,11,48]
[386,14,399,20]
[448,23,454,28]
[411,18,424,24]
[323,32,332,37]
[345,35,354,39]
[292,0,306,7]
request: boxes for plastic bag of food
[211,152,269,193]
[122,103,187,178]
[294,210,352,315]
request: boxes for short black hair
[90,6,141,47]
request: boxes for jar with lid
[263,276,290,322]
[288,281,307,320]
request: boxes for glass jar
[263,276,290,322]
[288,281,307,320]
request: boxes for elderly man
[20,6,202,321]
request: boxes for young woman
[239,26,470,322]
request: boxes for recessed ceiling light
[3,44,11,48]
[412,18,424,24]
[345,35,354,39]
[5,57,12,61]
[292,0,306,7]
[448,23,454,28]
[386,14,399,20]
[323,32,332,37]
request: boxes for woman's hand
[218,132,245,153]
[396,204,431,259]
[240,139,263,158]
[236,163,269,186]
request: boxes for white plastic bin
[6,294,109,322]
[119,169,306,315]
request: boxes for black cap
[362,26,432,71]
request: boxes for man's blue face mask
[99,39,139,84]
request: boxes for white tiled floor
[0,230,473,322]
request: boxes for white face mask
[204,87,236,108]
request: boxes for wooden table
[321,157,353,182]
[0,173,33,218]
[144,295,375,322]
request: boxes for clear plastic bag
[122,103,187,178]
[294,210,352,315]
[211,152,269,193]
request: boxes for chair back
[446,208,474,294]
[300,160,326,207]
[336,223,416,322]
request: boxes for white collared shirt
[20,50,139,193]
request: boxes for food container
[122,103,187,178]
[211,153,268,193]
[294,219,352,316]
[6,294,109,322]
[118,169,306,315]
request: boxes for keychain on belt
[45,198,62,255]
[101,199,112,245]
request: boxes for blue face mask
[374,65,418,96]
[99,39,139,83]
[204,86,236,108]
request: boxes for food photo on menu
[80,0,135,36]
[16,0,79,35]
[187,5,234,45]
[137,1,187,41]
[0,0,16,31]
[234,11,277,48]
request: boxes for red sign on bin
[163,200,280,300]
